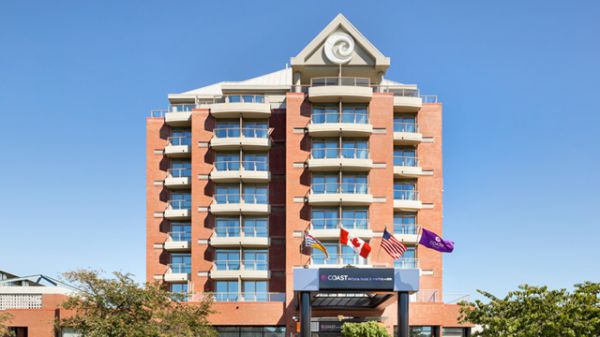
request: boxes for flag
[419,228,454,253]
[303,232,329,258]
[340,227,372,258]
[381,228,407,259]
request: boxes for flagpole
[376,227,384,263]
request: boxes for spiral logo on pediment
[324,31,355,64]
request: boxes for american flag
[381,228,407,259]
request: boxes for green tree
[58,270,217,337]
[460,282,600,337]
[341,321,390,337]
[0,312,14,337]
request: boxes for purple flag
[419,228,454,253]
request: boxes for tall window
[312,139,338,159]
[215,281,238,302]
[243,250,268,270]
[311,105,338,123]
[170,253,191,273]
[311,174,339,194]
[342,175,368,193]
[312,242,338,265]
[215,120,240,138]
[215,217,240,237]
[394,115,417,132]
[227,95,264,103]
[341,245,367,265]
[243,185,268,204]
[394,181,417,200]
[394,213,417,234]
[243,121,268,138]
[342,140,369,159]
[169,283,188,301]
[394,146,417,167]
[170,104,195,112]
[243,218,268,237]
[243,153,268,171]
[311,208,338,229]
[341,208,368,229]
[342,105,368,124]
[242,281,268,302]
[215,184,240,203]
[170,222,191,241]
[169,192,191,209]
[169,129,191,146]
[215,250,240,270]
[215,152,240,171]
[395,247,417,269]
[169,160,191,177]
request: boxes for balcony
[393,123,423,145]
[211,95,271,118]
[394,258,419,270]
[210,260,270,280]
[393,225,420,245]
[210,228,270,248]
[210,194,270,215]
[164,263,190,282]
[164,168,191,188]
[311,254,369,267]
[211,161,270,183]
[164,136,192,158]
[308,77,373,103]
[163,232,191,251]
[165,106,195,126]
[308,148,372,172]
[381,86,422,112]
[210,128,271,150]
[309,219,373,240]
[307,183,373,206]
[164,200,191,219]
[211,292,286,303]
[393,190,422,210]
[393,156,424,178]
[307,111,372,137]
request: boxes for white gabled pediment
[291,14,390,70]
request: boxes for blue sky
[1,0,599,299]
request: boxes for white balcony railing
[311,254,368,266]
[311,111,369,124]
[210,292,285,302]
[224,95,265,103]
[215,226,268,238]
[214,260,268,271]
[393,224,419,235]
[311,148,369,160]
[393,122,418,133]
[214,160,268,172]
[311,182,369,194]
[393,190,419,201]
[213,128,269,139]
[310,77,371,87]
[393,156,418,167]
[214,193,268,204]
[311,218,368,230]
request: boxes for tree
[341,321,390,337]
[0,312,14,337]
[459,282,600,337]
[58,270,217,337]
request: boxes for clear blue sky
[1,0,599,299]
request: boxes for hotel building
[146,14,469,337]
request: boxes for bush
[341,321,390,337]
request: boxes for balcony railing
[414,289,439,302]
[393,190,419,201]
[311,182,369,194]
[214,260,268,271]
[311,218,368,230]
[311,77,371,87]
[311,111,369,124]
[168,263,191,274]
[225,95,265,103]
[214,193,268,204]
[312,254,368,265]
[211,292,285,302]
[168,136,192,146]
[380,87,420,97]
[214,160,269,171]
[168,167,192,178]
[214,127,268,139]
[168,231,191,242]
[168,199,192,210]
[311,148,369,160]
[393,224,419,235]
[393,156,418,167]
[395,258,419,269]
[215,226,268,238]
[393,122,418,133]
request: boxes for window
[215,326,285,337]
[170,222,191,241]
[442,328,467,337]
[170,253,191,273]
[311,208,338,229]
[394,181,417,200]
[243,153,268,171]
[311,174,339,194]
[171,104,195,112]
[169,160,191,177]
[311,105,338,123]
[169,129,191,146]
[242,281,268,302]
[215,281,238,302]
[394,326,436,337]
[341,208,368,229]
[215,120,241,138]
[215,250,240,270]
[342,105,368,124]
[311,242,338,265]
[394,247,417,269]
[394,115,417,133]
[216,217,240,237]
[394,213,417,234]
[226,95,264,103]
[243,218,268,237]
[312,139,338,159]
[394,146,417,167]
[342,140,368,159]
[169,192,191,209]
[215,184,240,204]
[215,152,240,171]
[243,185,268,204]
[243,250,268,270]
[170,283,188,301]
[342,175,368,194]
[243,121,268,138]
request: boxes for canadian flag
[340,227,372,259]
